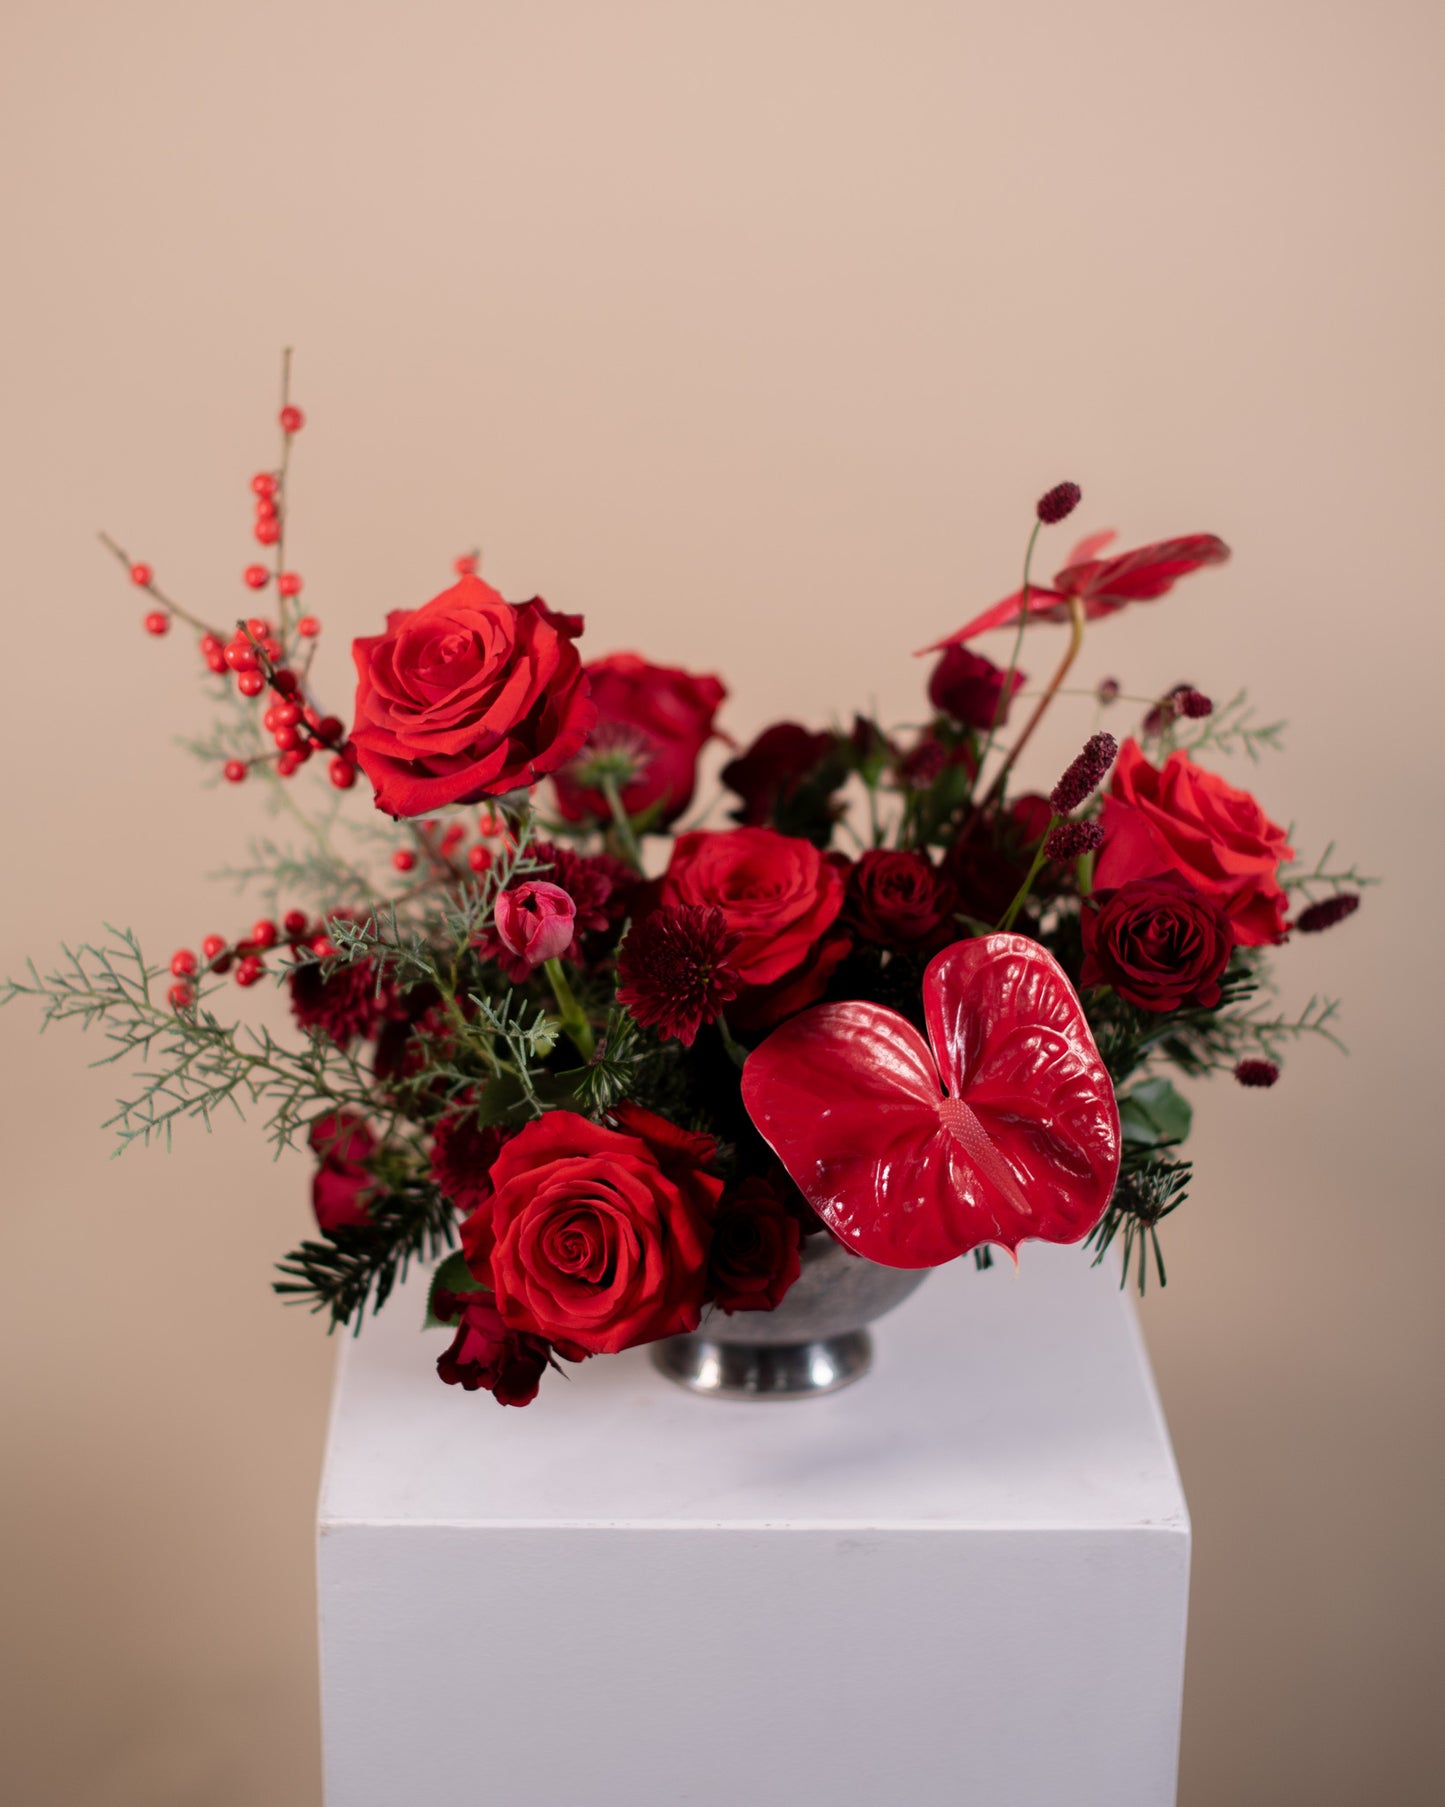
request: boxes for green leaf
[1118,1076,1193,1147]
[423,1249,488,1330]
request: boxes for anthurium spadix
[740,935,1121,1268]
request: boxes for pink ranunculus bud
[493,882,577,974]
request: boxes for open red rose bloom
[742,936,1121,1267]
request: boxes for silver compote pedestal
[650,1233,928,1400]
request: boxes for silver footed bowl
[650,1233,928,1401]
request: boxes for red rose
[659,827,849,1031]
[553,653,726,828]
[1096,740,1294,946]
[460,1110,721,1357]
[433,1289,551,1407]
[707,1176,803,1313]
[308,1113,376,1232]
[845,849,958,951]
[349,575,594,817]
[1080,873,1234,1011]
[927,645,1025,731]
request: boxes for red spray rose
[742,935,1120,1267]
[553,653,726,828]
[492,881,576,979]
[658,827,849,1032]
[928,645,1026,730]
[707,1175,803,1313]
[1095,740,1294,946]
[924,531,1231,648]
[1080,873,1234,1011]
[844,849,959,952]
[349,575,595,816]
[459,1109,721,1358]
[308,1113,377,1232]
[433,1289,551,1407]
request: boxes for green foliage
[274,1180,457,1333]
[1170,690,1287,763]
[423,1249,488,1330]
[1118,1076,1193,1147]
[1087,1143,1193,1294]
[1281,841,1382,901]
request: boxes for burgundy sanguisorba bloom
[615,904,742,1046]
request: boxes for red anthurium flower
[740,934,1121,1268]
[922,531,1230,650]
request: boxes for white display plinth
[317,1243,1189,1807]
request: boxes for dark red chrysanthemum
[289,954,387,1047]
[1036,481,1082,525]
[1234,1059,1280,1088]
[615,905,742,1047]
[430,1101,515,1214]
[1294,893,1361,934]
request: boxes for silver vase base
[651,1329,873,1400]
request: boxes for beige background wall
[2,3,1441,1802]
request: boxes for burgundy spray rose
[844,849,958,952]
[927,645,1025,731]
[349,576,594,817]
[707,1176,803,1313]
[433,1289,552,1407]
[1080,873,1234,1012]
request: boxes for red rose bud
[493,882,577,976]
[435,1291,551,1408]
[1036,481,1082,525]
[1045,819,1105,861]
[928,645,1026,731]
[1080,873,1234,1012]
[307,1112,377,1231]
[1234,1059,1280,1088]
[1050,731,1118,815]
[1294,892,1361,934]
[615,904,742,1047]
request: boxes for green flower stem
[715,1011,749,1072]
[599,772,644,872]
[544,958,596,1061]
[995,815,1061,933]
[972,518,1042,800]
[982,591,1088,811]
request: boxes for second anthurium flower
[741,934,1121,1268]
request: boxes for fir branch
[1171,690,1286,762]
[2,929,375,1155]
[273,1180,457,1332]
[570,1008,643,1117]
[1281,841,1382,900]
[1087,1143,1192,1294]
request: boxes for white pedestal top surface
[319,1241,1187,1534]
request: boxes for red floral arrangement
[5,367,1372,1408]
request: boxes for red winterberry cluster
[166,909,318,1007]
